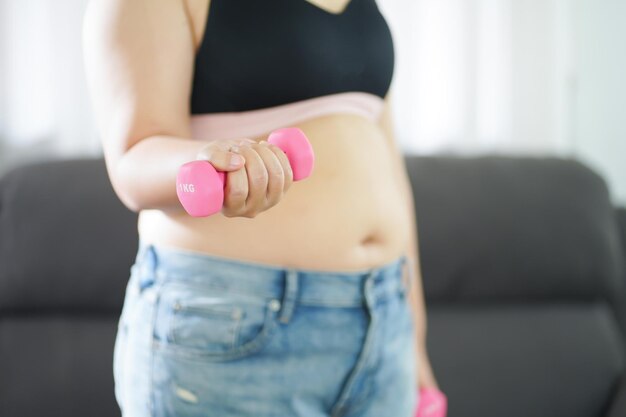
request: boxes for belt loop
[138,244,157,292]
[403,253,414,295]
[363,267,377,310]
[278,269,299,324]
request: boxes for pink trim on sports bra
[189,92,384,141]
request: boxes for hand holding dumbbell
[176,127,314,217]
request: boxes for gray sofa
[1,156,625,417]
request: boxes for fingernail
[230,154,243,167]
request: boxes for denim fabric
[113,241,419,417]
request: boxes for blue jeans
[113,241,419,417]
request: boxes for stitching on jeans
[152,305,278,361]
[148,280,166,417]
[158,278,277,301]
[297,298,364,308]
[343,388,373,417]
[330,272,377,417]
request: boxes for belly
[138,114,411,271]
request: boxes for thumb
[196,144,246,172]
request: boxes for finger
[222,149,249,216]
[196,142,245,171]
[234,138,257,146]
[262,140,293,193]
[254,142,285,209]
[237,146,268,217]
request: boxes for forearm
[398,167,429,346]
[404,191,439,389]
[405,206,427,345]
[394,151,439,389]
[110,135,210,213]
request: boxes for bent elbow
[107,152,144,213]
[109,169,143,213]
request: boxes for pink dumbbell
[415,388,448,417]
[176,127,315,217]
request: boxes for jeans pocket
[153,282,281,362]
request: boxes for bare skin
[83,0,438,389]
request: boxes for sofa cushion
[0,316,120,417]
[427,302,625,417]
[0,158,138,313]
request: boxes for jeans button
[269,299,281,311]
[231,307,243,320]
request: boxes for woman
[83,0,440,416]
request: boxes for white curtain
[379,0,576,156]
[0,0,581,160]
[0,0,99,163]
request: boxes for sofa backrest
[1,155,625,417]
[407,156,626,314]
[405,155,626,417]
[0,158,137,417]
[617,208,626,277]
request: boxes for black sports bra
[190,0,395,115]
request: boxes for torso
[138,0,412,272]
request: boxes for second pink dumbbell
[415,388,448,417]
[176,127,315,217]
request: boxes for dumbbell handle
[176,127,314,217]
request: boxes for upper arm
[82,0,195,169]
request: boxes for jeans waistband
[133,240,409,313]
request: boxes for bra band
[190,92,384,141]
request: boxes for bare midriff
[136,0,411,272]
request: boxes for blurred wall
[0,0,624,206]
[0,0,98,170]
[572,0,626,206]
[379,0,577,155]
